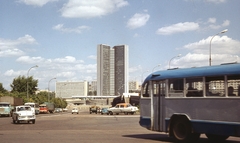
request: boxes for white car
[108,103,138,115]
[12,105,36,124]
[72,108,79,114]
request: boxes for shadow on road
[122,134,240,143]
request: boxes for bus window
[153,82,159,97]
[227,75,240,97]
[169,79,183,97]
[206,76,224,96]
[186,77,203,97]
[142,82,150,97]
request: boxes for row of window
[142,75,240,97]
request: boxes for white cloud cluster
[17,0,58,7]
[52,24,90,34]
[208,18,230,29]
[60,0,129,18]
[0,35,37,57]
[156,22,199,35]
[127,13,150,29]
[169,35,240,68]
[205,0,226,4]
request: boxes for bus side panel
[191,120,240,136]
[139,98,151,130]
[165,98,240,137]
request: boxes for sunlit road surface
[0,112,240,143]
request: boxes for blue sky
[0,0,240,91]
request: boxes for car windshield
[0,104,10,107]
[17,107,31,111]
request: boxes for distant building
[89,80,97,95]
[129,81,139,91]
[55,81,88,98]
[97,44,129,96]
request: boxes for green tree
[0,83,7,93]
[35,91,48,104]
[10,75,38,95]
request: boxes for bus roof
[144,63,240,83]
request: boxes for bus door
[151,80,165,132]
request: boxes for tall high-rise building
[97,44,129,96]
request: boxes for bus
[139,62,240,142]
[24,102,39,115]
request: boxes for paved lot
[0,111,240,143]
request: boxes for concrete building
[129,81,139,91]
[55,81,88,98]
[97,44,129,96]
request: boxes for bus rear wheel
[172,118,199,142]
[205,134,229,142]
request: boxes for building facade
[55,81,88,98]
[97,44,129,96]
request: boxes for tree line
[0,75,67,108]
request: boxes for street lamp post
[169,54,181,69]
[27,65,38,101]
[152,64,161,73]
[141,70,149,84]
[209,29,228,66]
[48,78,56,102]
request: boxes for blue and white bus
[139,62,240,142]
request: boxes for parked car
[101,107,109,115]
[89,106,100,114]
[107,103,138,115]
[12,105,36,124]
[54,108,60,113]
[63,108,68,112]
[71,108,79,114]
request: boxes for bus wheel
[205,134,229,141]
[172,118,191,142]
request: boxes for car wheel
[32,120,35,124]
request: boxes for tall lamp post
[27,65,38,101]
[209,29,228,66]
[152,64,161,72]
[169,54,181,69]
[141,70,149,84]
[48,77,56,102]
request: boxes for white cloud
[0,35,37,57]
[0,49,24,57]
[209,20,230,29]
[17,0,58,7]
[88,55,97,60]
[52,24,90,34]
[16,56,44,64]
[208,18,216,23]
[60,0,128,18]
[13,55,97,89]
[205,0,226,4]
[156,22,199,35]
[16,56,84,65]
[171,36,240,68]
[127,13,150,29]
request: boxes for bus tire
[172,117,191,142]
[205,134,229,141]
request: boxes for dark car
[101,107,109,115]
[89,106,100,114]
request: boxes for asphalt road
[0,111,240,143]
